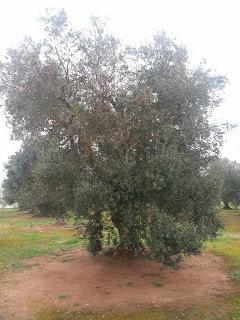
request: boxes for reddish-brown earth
[0,249,231,319]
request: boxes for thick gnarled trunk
[111,214,145,254]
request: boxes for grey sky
[0,0,239,183]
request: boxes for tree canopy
[0,10,227,266]
[210,158,240,209]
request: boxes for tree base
[55,217,66,225]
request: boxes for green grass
[150,279,162,287]
[3,208,240,319]
[230,271,240,280]
[57,292,68,300]
[0,209,84,271]
[35,307,171,320]
[205,210,240,271]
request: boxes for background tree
[0,186,5,207]
[2,136,75,218]
[2,143,36,210]
[0,10,227,266]
[210,158,240,209]
[32,137,76,220]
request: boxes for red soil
[0,249,231,319]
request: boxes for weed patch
[57,293,68,300]
[151,280,162,287]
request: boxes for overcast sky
[0,0,239,183]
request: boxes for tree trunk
[223,201,231,209]
[87,211,103,255]
[111,215,145,254]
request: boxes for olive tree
[210,158,240,209]
[2,143,36,210]
[0,10,226,266]
[2,137,75,218]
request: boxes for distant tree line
[0,10,227,267]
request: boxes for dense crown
[1,10,226,266]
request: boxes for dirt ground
[17,224,71,233]
[0,250,231,319]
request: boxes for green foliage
[210,158,240,209]
[2,137,76,218]
[147,209,200,267]
[102,212,119,246]
[32,138,76,217]
[1,143,36,207]
[86,212,103,255]
[0,11,227,266]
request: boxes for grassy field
[0,209,83,272]
[1,208,240,319]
